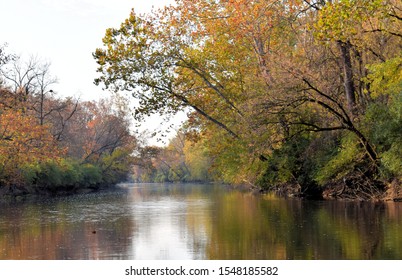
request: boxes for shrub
[257,135,315,190]
[80,164,103,187]
[314,133,364,185]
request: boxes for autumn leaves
[0,53,135,193]
[94,0,402,198]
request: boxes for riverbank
[2,176,402,203]
[261,178,402,202]
[0,183,114,202]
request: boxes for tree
[0,50,138,192]
[0,56,55,109]
[0,55,81,141]
[0,43,15,69]
[93,5,243,139]
[80,99,136,163]
[0,88,65,187]
[94,0,402,197]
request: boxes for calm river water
[1,183,402,260]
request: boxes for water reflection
[0,189,135,259]
[1,183,402,259]
[208,193,402,259]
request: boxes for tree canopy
[94,0,402,200]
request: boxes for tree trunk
[348,126,378,164]
[338,40,356,115]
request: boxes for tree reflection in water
[1,184,402,260]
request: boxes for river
[1,183,402,259]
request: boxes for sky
[0,0,183,145]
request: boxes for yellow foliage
[366,55,402,98]
[0,106,64,186]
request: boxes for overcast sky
[0,0,184,145]
[0,0,172,99]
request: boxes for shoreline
[259,178,402,202]
[2,179,402,203]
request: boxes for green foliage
[364,94,402,177]
[18,159,104,191]
[311,92,402,186]
[314,133,363,185]
[364,104,395,150]
[381,142,402,177]
[184,139,211,182]
[154,171,168,183]
[207,136,251,184]
[257,135,315,189]
[20,163,42,186]
[366,56,402,98]
[36,160,64,188]
[99,148,132,184]
[60,159,82,186]
[80,164,102,187]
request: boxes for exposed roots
[322,171,386,201]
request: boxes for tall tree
[94,0,402,194]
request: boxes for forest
[94,0,402,200]
[1,0,402,201]
[0,48,137,196]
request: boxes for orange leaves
[0,104,64,186]
[76,99,135,165]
